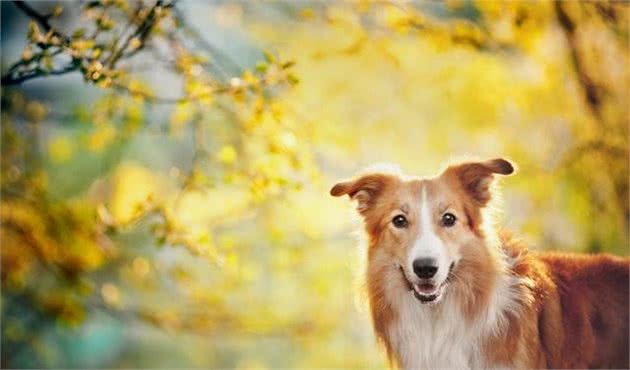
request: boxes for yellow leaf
[70,39,95,53]
[85,124,116,152]
[132,257,150,278]
[382,4,412,33]
[48,135,74,163]
[101,283,121,307]
[129,37,142,50]
[217,145,237,164]
[169,102,193,135]
[109,163,165,224]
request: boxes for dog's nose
[413,258,438,279]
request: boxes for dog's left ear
[444,158,515,206]
[330,173,393,214]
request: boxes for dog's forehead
[394,176,451,207]
[394,178,422,198]
[385,181,419,211]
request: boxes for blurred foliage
[1,0,628,368]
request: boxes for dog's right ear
[330,174,392,214]
[443,158,515,206]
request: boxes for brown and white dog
[330,158,629,369]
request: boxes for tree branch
[2,1,175,86]
[2,2,76,85]
[554,1,604,122]
[106,0,168,68]
[13,1,70,46]
[1,64,78,85]
[13,1,53,32]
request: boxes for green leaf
[263,50,275,63]
[255,61,268,73]
[281,60,295,69]
[287,73,299,85]
[72,28,87,38]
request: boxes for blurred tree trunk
[554,1,629,235]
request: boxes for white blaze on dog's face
[405,183,458,303]
[330,158,514,305]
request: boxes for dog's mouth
[400,262,455,304]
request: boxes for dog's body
[331,158,629,369]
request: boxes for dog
[330,158,629,369]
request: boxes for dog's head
[330,158,514,305]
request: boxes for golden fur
[331,158,629,369]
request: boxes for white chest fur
[385,272,522,370]
[387,292,480,370]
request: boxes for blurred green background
[1,1,628,368]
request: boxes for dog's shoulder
[504,237,630,368]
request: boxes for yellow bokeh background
[1,1,627,368]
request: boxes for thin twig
[13,1,54,32]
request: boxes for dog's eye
[392,215,408,228]
[441,213,457,227]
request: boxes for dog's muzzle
[400,262,455,304]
